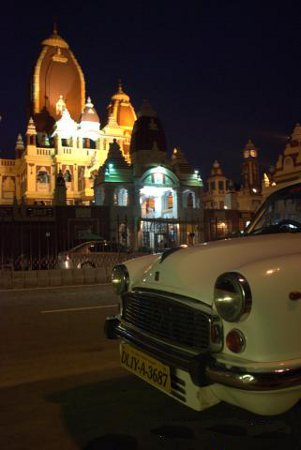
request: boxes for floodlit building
[94,102,204,250]
[265,123,301,187]
[0,27,136,206]
[202,139,262,240]
[0,27,204,252]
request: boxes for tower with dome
[0,27,136,206]
[0,27,204,252]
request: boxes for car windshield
[245,183,301,236]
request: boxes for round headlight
[214,272,252,322]
[111,264,129,294]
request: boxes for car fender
[221,253,301,362]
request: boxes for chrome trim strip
[206,360,301,391]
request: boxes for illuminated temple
[0,27,203,249]
[2,27,299,251]
[0,27,136,206]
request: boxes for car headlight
[111,264,129,295]
[214,272,252,322]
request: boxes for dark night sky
[1,1,301,184]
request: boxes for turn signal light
[226,329,246,353]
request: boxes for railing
[36,148,53,156]
[0,252,136,272]
[1,256,58,271]
[0,266,113,290]
[0,159,15,167]
[0,251,147,290]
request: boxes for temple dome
[130,100,167,154]
[41,27,69,49]
[80,97,100,124]
[78,97,101,139]
[32,26,85,131]
[106,82,136,129]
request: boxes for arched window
[146,197,155,212]
[118,188,129,206]
[113,188,129,206]
[64,170,72,182]
[183,190,195,208]
[2,176,15,199]
[187,193,193,208]
[161,191,173,210]
[167,192,173,209]
[36,169,50,184]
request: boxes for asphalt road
[0,284,300,450]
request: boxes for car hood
[133,233,301,305]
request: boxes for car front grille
[122,289,211,352]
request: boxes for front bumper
[105,316,301,391]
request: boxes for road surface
[0,284,300,449]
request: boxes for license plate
[120,343,171,393]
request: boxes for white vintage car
[105,181,301,415]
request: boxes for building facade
[0,28,203,254]
[265,123,301,187]
[202,139,262,240]
[94,102,204,251]
[0,27,136,206]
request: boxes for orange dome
[106,82,136,129]
[32,26,85,130]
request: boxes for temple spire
[118,79,123,93]
[15,133,24,158]
[53,20,58,35]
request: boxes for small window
[64,170,72,182]
[117,188,129,206]
[187,193,193,208]
[167,193,173,209]
[62,138,72,147]
[37,170,49,184]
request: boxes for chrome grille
[122,290,211,352]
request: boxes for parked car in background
[56,240,128,269]
[106,181,301,416]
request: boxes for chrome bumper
[206,360,301,391]
[105,316,301,391]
